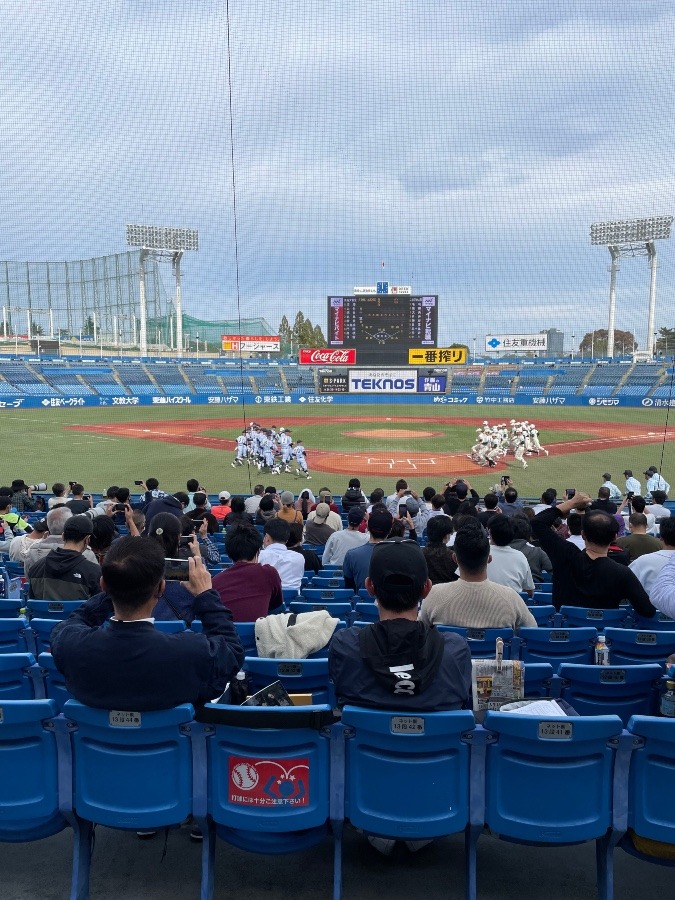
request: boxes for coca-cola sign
[299,348,356,365]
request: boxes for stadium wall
[0,392,667,410]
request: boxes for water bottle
[660,680,675,718]
[594,634,610,666]
[229,670,249,705]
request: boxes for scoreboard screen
[327,295,438,365]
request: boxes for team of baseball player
[231,422,311,478]
[468,419,549,469]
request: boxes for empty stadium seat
[26,599,84,620]
[289,601,353,622]
[243,657,334,705]
[558,606,631,629]
[0,653,44,700]
[603,628,675,667]
[556,663,663,724]
[435,625,513,659]
[38,652,72,711]
[514,627,597,667]
[301,589,355,603]
[0,618,33,655]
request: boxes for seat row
[1,698,672,900]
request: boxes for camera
[28,483,47,491]
[500,476,511,486]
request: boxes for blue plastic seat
[528,604,558,626]
[38,652,73,712]
[352,602,378,623]
[522,663,555,698]
[337,706,475,896]
[243,656,334,705]
[26,599,84,620]
[0,652,44,700]
[198,703,335,899]
[558,606,630,629]
[234,622,257,655]
[311,577,346,589]
[603,628,675,667]
[64,700,197,899]
[533,580,553,592]
[0,618,33,655]
[153,620,188,634]
[556,663,663,725]
[26,618,59,656]
[472,711,630,900]
[0,699,68,843]
[515,627,597,667]
[0,598,23,618]
[289,601,353,623]
[357,588,373,601]
[435,625,513,659]
[622,716,675,864]
[630,611,675,631]
[301,588,355,604]
[282,587,300,603]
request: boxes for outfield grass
[5,402,673,500]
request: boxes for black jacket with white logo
[329,619,472,711]
[28,548,101,601]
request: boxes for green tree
[30,321,44,336]
[278,315,292,354]
[82,315,95,336]
[312,324,326,347]
[655,327,675,356]
[579,328,636,357]
[291,311,305,350]
[299,317,315,347]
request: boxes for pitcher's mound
[346,429,440,440]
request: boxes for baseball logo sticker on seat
[229,756,310,806]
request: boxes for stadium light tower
[125,225,199,357]
[591,216,672,357]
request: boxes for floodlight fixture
[125,224,199,356]
[125,224,199,252]
[591,216,672,357]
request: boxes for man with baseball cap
[28,514,101,601]
[329,538,472,711]
[211,491,232,522]
[321,506,368,565]
[343,505,394,593]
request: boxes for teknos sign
[348,369,417,393]
[299,348,356,365]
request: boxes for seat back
[0,618,32,655]
[557,663,663,724]
[630,612,675,631]
[289,601,352,622]
[515,627,597,667]
[522,663,555,698]
[341,706,474,839]
[38,652,73,712]
[153,620,187,634]
[528,605,557,626]
[300,588,354,603]
[483,711,623,842]
[243,657,333,705]
[311,577,346,589]
[203,704,333,853]
[63,700,194,829]
[0,653,41,700]
[626,716,675,845]
[234,622,257,656]
[26,599,84,620]
[604,628,675,667]
[435,625,514,658]
[27,619,59,656]
[0,699,66,841]
[558,606,630,629]
[0,599,23,618]
[352,602,378,623]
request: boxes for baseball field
[7,401,674,500]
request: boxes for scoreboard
[327,295,438,365]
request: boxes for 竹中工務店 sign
[408,347,467,365]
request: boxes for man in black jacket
[531,492,656,617]
[51,536,244,711]
[28,515,101,601]
[329,539,471,711]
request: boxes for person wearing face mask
[422,515,458,585]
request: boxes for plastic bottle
[229,670,249,705]
[594,634,610,666]
[660,680,675,718]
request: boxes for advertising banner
[485,334,548,352]
[221,335,280,352]
[348,369,417,393]
[299,348,356,365]
[408,347,466,365]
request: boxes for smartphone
[164,558,190,581]
[179,535,193,547]
[626,491,635,500]
[404,489,412,495]
[398,503,408,518]
[134,480,143,486]
[83,494,91,499]
[566,488,576,499]
[113,503,127,512]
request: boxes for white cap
[219,490,231,501]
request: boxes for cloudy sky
[1,0,674,350]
